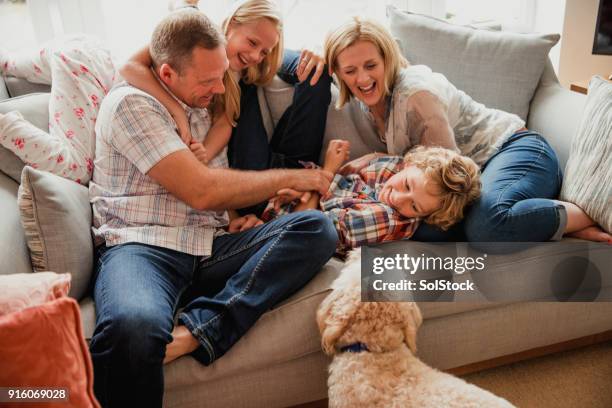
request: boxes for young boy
[263,140,481,251]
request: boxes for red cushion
[0,297,99,407]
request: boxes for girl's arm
[119,46,192,143]
[202,112,232,163]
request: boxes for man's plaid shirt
[263,156,419,251]
[89,83,229,256]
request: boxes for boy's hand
[229,214,264,233]
[190,141,208,165]
[172,111,193,145]
[338,152,385,176]
[324,139,351,173]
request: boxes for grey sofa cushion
[560,76,612,233]
[0,173,31,276]
[0,93,50,183]
[18,166,93,299]
[387,6,559,120]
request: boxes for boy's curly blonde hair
[403,146,481,230]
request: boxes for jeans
[228,49,332,215]
[412,131,565,242]
[229,49,332,170]
[89,211,337,408]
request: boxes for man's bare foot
[567,225,612,243]
[164,325,199,364]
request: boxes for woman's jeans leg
[466,131,565,241]
[89,243,196,408]
[228,49,332,171]
[178,210,338,365]
[413,131,565,242]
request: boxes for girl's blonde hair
[324,17,408,109]
[217,0,284,125]
[403,146,481,230]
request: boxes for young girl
[121,0,331,177]
[263,140,481,251]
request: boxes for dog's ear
[402,302,423,353]
[316,289,357,355]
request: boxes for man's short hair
[150,9,225,74]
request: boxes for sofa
[1,8,611,408]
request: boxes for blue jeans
[89,211,337,408]
[412,131,565,242]
[228,49,332,215]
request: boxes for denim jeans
[89,211,337,407]
[412,131,565,242]
[228,49,332,215]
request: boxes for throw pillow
[18,166,93,299]
[0,297,100,407]
[387,6,560,120]
[0,93,50,183]
[560,76,612,233]
[0,272,70,316]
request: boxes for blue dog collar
[340,342,369,353]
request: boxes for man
[88,10,337,407]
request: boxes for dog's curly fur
[317,249,515,408]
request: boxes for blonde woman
[121,0,332,214]
[324,17,611,243]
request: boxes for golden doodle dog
[316,249,515,408]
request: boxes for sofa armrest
[0,76,9,100]
[527,60,586,170]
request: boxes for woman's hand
[296,48,325,86]
[337,152,384,176]
[228,214,264,233]
[324,139,351,173]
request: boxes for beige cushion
[0,272,71,316]
[560,76,612,233]
[387,7,559,120]
[18,166,93,299]
[0,93,50,183]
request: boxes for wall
[559,0,612,87]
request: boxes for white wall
[559,0,612,87]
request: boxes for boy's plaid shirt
[263,156,419,251]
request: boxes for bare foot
[164,325,199,364]
[567,225,612,243]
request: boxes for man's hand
[228,214,264,233]
[190,141,208,165]
[324,139,350,173]
[290,168,333,195]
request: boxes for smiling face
[160,45,228,109]
[225,17,280,72]
[378,165,443,219]
[335,40,386,108]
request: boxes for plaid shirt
[89,83,229,256]
[263,157,419,251]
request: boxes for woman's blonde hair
[324,17,408,109]
[217,0,284,125]
[403,146,481,230]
